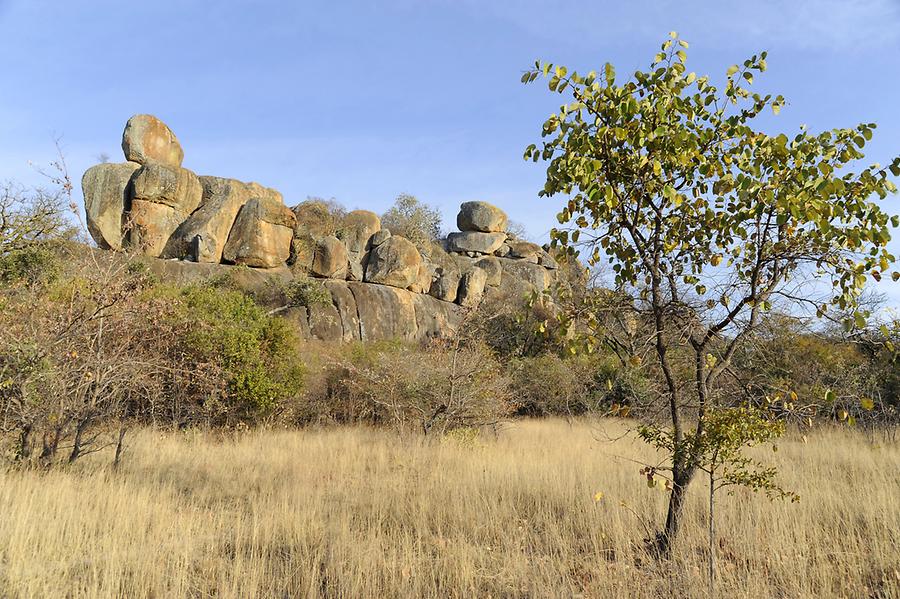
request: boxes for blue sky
[1,0,899,305]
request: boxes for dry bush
[0,246,308,465]
[294,338,510,433]
[0,253,172,465]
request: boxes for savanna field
[4,1,900,598]
[1,419,897,599]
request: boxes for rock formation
[82,115,560,343]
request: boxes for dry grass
[0,419,897,598]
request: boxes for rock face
[457,201,508,233]
[122,114,184,168]
[81,162,140,250]
[349,282,418,341]
[324,281,361,341]
[498,257,552,291]
[128,164,203,256]
[364,236,422,289]
[167,177,282,263]
[81,114,568,344]
[370,229,391,247]
[457,268,487,308]
[223,197,296,267]
[475,255,502,287]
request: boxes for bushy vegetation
[0,175,897,474]
[296,339,509,433]
[380,193,443,251]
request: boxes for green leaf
[662,185,676,201]
[604,62,615,85]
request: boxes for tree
[522,33,899,557]
[380,193,443,251]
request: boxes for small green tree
[522,33,899,556]
[639,406,798,592]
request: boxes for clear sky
[1,0,899,306]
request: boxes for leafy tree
[381,193,443,250]
[523,33,899,556]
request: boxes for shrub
[381,194,443,252]
[297,339,510,433]
[174,284,305,422]
[0,243,60,287]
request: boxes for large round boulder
[121,114,184,168]
[222,197,296,268]
[456,201,508,233]
[339,210,381,253]
[311,236,349,279]
[364,236,422,289]
[81,161,140,250]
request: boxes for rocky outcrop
[127,163,203,257]
[167,177,283,263]
[81,115,563,344]
[457,268,487,308]
[475,255,502,287]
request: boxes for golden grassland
[0,419,897,598]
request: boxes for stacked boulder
[442,201,558,305]
[82,114,294,268]
[81,115,559,343]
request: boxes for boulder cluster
[81,115,559,342]
[83,114,292,268]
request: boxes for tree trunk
[113,424,127,469]
[68,415,92,464]
[709,469,716,599]
[39,426,63,465]
[657,466,694,556]
[15,423,33,462]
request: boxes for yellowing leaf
[860,398,875,411]
[726,65,739,77]
[593,491,605,503]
